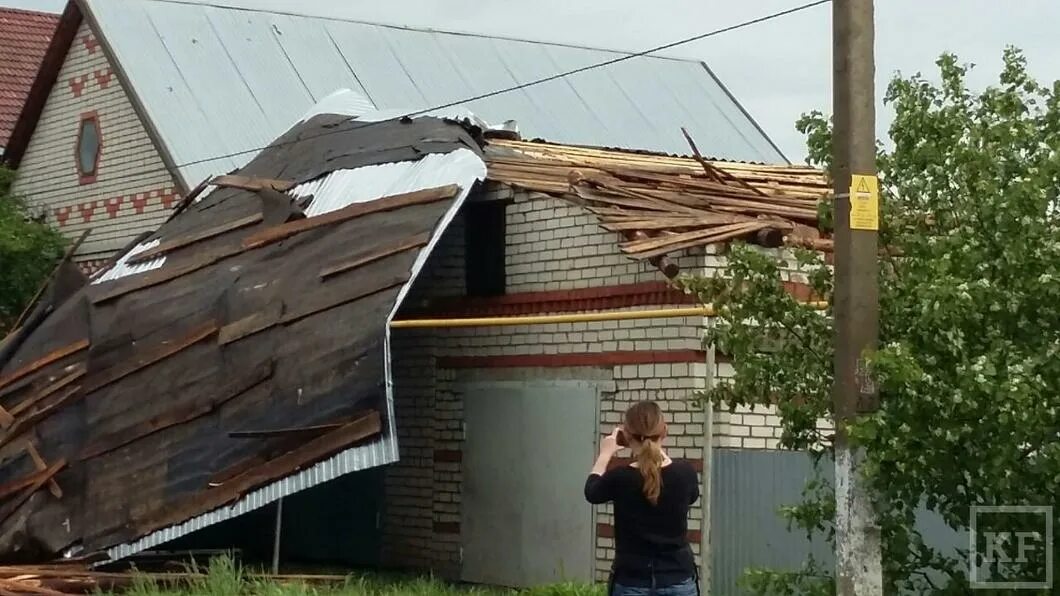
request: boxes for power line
[171,0,831,170]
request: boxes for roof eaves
[2,1,78,169]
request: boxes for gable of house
[8,0,789,269]
[10,15,180,268]
[0,7,57,153]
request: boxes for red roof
[0,7,59,149]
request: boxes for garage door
[460,381,597,587]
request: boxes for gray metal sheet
[710,449,966,595]
[84,0,786,190]
[461,381,597,587]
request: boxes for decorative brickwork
[12,21,180,259]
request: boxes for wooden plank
[163,176,210,224]
[0,576,69,596]
[241,185,459,250]
[0,463,65,501]
[126,213,263,265]
[9,363,86,418]
[217,308,280,347]
[0,459,64,527]
[319,233,431,280]
[82,323,217,395]
[24,443,61,499]
[211,174,296,193]
[228,420,350,439]
[679,127,721,183]
[133,412,381,536]
[0,385,81,453]
[91,243,244,304]
[77,360,273,462]
[627,222,770,260]
[598,214,754,232]
[0,339,89,395]
[621,221,759,253]
[281,275,408,326]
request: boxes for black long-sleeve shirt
[584,461,700,588]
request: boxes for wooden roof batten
[484,130,831,277]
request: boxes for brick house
[0,100,828,588]
[0,0,833,592]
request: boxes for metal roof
[81,0,786,188]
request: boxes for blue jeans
[612,577,698,596]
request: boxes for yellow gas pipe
[390,302,828,329]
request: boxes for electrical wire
[171,0,831,170]
[27,0,831,195]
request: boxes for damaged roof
[9,0,785,184]
[0,114,484,562]
[0,7,58,152]
[484,138,831,266]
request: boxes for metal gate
[460,381,597,587]
[710,448,964,594]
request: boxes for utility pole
[832,0,882,594]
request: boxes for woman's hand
[590,427,623,477]
[600,427,622,457]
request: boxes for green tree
[682,48,1060,594]
[0,166,65,331]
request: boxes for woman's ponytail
[636,437,664,505]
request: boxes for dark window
[464,201,507,296]
[76,114,101,184]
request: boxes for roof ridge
[133,0,702,63]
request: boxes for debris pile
[485,135,831,268]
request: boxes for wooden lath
[485,137,830,261]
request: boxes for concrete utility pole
[831,0,883,594]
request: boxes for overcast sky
[4,0,1059,163]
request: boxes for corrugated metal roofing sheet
[83,0,785,188]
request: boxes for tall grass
[116,556,605,596]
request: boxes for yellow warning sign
[849,174,879,231]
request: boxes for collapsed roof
[0,113,484,562]
[484,138,831,272]
[0,89,826,562]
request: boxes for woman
[585,401,700,596]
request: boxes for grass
[115,556,605,596]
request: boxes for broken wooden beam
[126,213,263,264]
[210,174,296,193]
[242,185,460,250]
[0,459,65,526]
[25,442,62,499]
[0,339,89,395]
[319,233,431,280]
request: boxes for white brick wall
[387,184,718,579]
[12,22,179,262]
